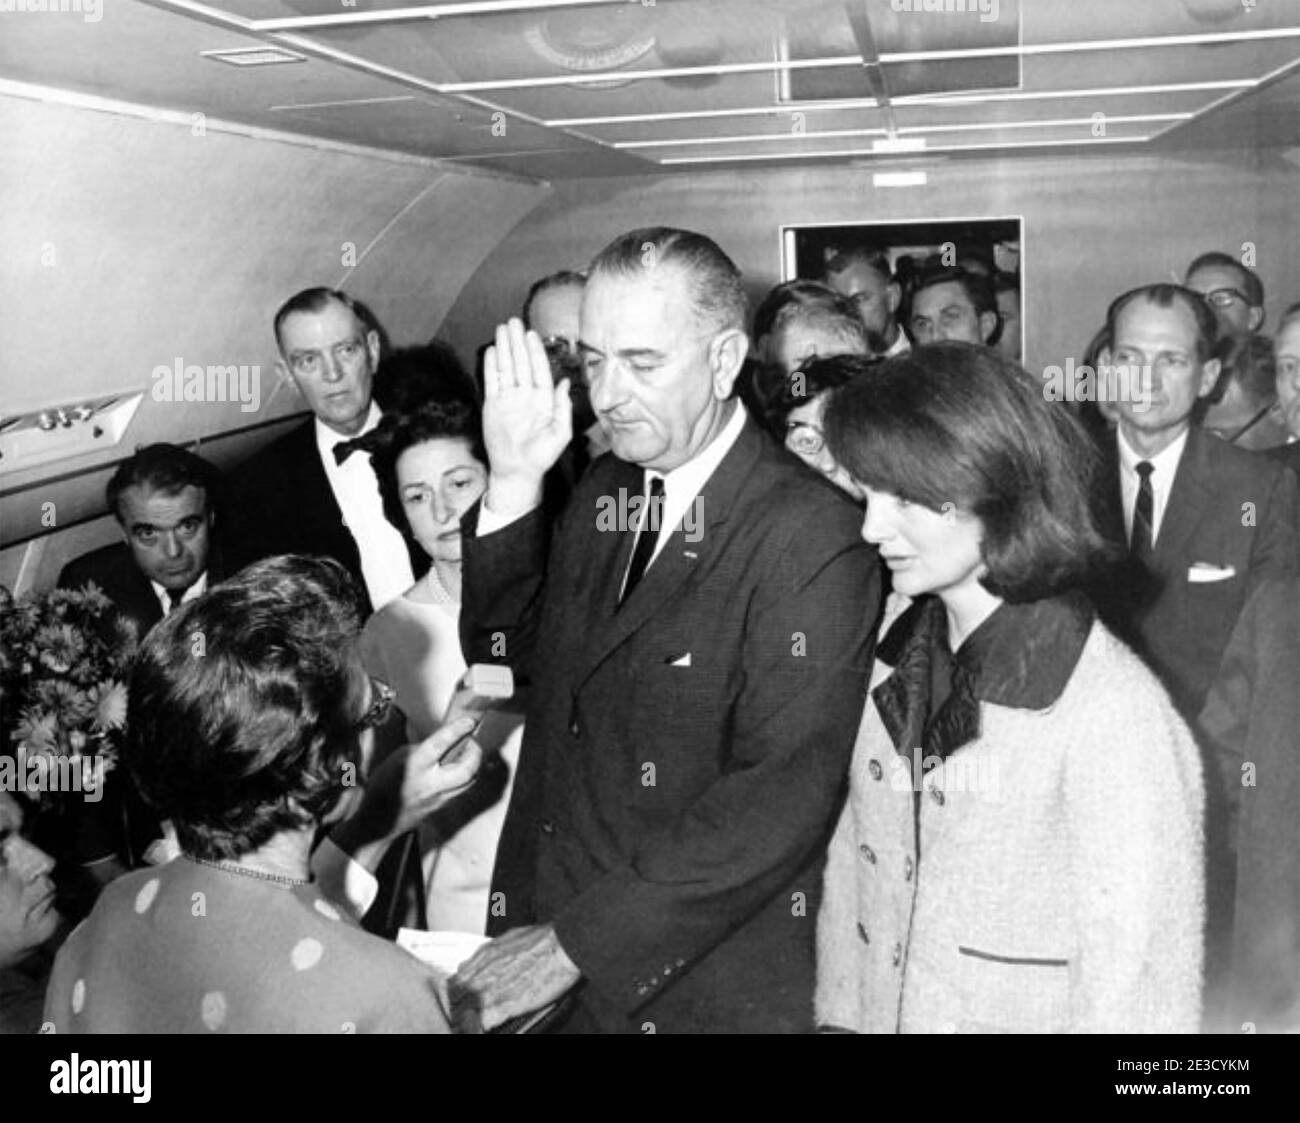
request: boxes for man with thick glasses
[1185,251,1266,340]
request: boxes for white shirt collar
[883,329,911,358]
[315,400,383,461]
[151,571,208,616]
[651,400,747,502]
[1117,424,1189,479]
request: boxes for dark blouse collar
[873,590,1095,763]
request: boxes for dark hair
[752,279,854,343]
[364,400,487,533]
[1277,300,1300,335]
[823,343,1116,602]
[993,270,1020,297]
[106,443,219,524]
[822,244,893,287]
[765,353,876,433]
[372,342,477,415]
[909,265,998,319]
[125,555,368,861]
[589,227,746,334]
[522,270,587,330]
[1214,333,1277,409]
[1186,251,1265,309]
[1105,283,1221,366]
[273,287,375,352]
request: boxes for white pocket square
[1187,563,1236,584]
[668,653,692,667]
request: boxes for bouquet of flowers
[0,582,137,809]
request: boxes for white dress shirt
[883,328,911,358]
[1117,425,1190,547]
[478,402,749,584]
[150,572,207,618]
[316,402,414,611]
[638,400,747,570]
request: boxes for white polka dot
[291,937,324,971]
[71,979,85,1014]
[200,991,227,1030]
[313,899,341,922]
[134,878,161,914]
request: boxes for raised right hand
[482,318,573,510]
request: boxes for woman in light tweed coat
[813,346,1204,1034]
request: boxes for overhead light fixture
[614,127,890,149]
[614,113,1190,151]
[201,46,307,68]
[545,79,1255,128]
[439,55,861,93]
[879,26,1300,64]
[657,135,1150,164]
[873,136,927,154]
[874,172,928,188]
[250,0,631,32]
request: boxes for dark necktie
[166,588,187,613]
[1130,460,1154,559]
[621,476,665,605]
[333,437,368,466]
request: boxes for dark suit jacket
[224,418,425,612]
[58,543,165,640]
[1198,578,1300,1032]
[461,416,882,1033]
[55,541,226,876]
[1093,425,1299,719]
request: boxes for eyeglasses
[541,335,586,382]
[1201,288,1250,309]
[785,421,826,457]
[355,677,395,731]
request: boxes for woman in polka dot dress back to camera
[43,556,472,1033]
[811,345,1205,1034]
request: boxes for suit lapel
[1152,427,1213,568]
[569,417,763,691]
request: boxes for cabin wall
[0,90,549,593]
[439,149,1300,376]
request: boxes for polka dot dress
[42,857,449,1033]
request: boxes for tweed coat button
[569,718,580,737]
[858,843,876,864]
[856,922,870,946]
[903,856,914,881]
[868,759,883,781]
[540,819,556,835]
[891,942,903,967]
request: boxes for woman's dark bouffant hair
[363,398,488,534]
[763,354,875,436]
[822,343,1119,602]
[125,555,369,861]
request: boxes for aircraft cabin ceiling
[2,0,1299,181]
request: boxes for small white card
[1187,563,1236,584]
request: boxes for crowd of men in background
[4,228,1296,1034]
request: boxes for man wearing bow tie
[227,288,421,613]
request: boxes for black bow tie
[333,437,369,466]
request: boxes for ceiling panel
[1,0,1297,179]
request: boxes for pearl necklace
[183,853,310,888]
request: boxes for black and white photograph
[1,0,1297,1089]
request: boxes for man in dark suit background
[1093,282,1298,723]
[225,288,423,613]
[59,442,224,640]
[56,442,224,890]
[450,227,882,1033]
